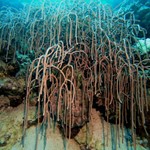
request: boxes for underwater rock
[0,95,10,109]
[12,125,80,150]
[6,63,19,76]
[0,104,35,150]
[0,137,7,147]
[0,134,11,147]
[0,60,7,76]
[1,104,80,150]
[74,109,148,150]
[0,44,16,62]
[136,95,150,148]
[129,1,150,38]
[0,60,19,77]
[0,59,26,109]
[74,109,107,150]
[0,77,25,107]
[0,50,33,78]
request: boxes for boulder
[0,77,25,108]
[75,109,148,150]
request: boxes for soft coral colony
[0,0,149,149]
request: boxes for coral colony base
[0,0,149,150]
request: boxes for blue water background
[0,0,136,9]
